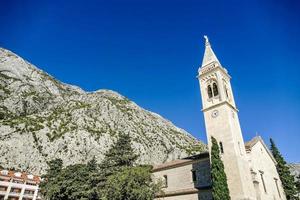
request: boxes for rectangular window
[10,188,21,194]
[259,171,267,193]
[219,142,224,154]
[274,178,281,198]
[0,186,7,191]
[0,177,10,182]
[12,179,23,184]
[192,170,197,182]
[163,175,168,188]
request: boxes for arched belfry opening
[213,83,218,96]
[207,81,219,99]
[208,85,213,98]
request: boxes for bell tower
[197,36,256,200]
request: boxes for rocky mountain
[0,47,206,174]
[289,163,300,180]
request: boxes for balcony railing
[8,191,21,197]
[23,193,34,198]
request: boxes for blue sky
[0,0,299,163]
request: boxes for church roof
[152,151,209,172]
[201,35,221,67]
[245,136,277,164]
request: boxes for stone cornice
[201,101,238,112]
[152,152,209,172]
[197,65,231,81]
[155,188,211,198]
[155,188,198,197]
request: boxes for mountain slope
[289,163,300,180]
[0,48,206,174]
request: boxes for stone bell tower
[197,36,256,200]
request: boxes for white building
[0,169,41,200]
[153,153,211,200]
[153,36,286,200]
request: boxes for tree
[210,136,230,200]
[102,165,160,200]
[45,158,63,177]
[97,133,139,190]
[270,138,298,200]
[40,158,63,199]
[40,134,160,200]
[99,133,161,199]
[40,158,101,200]
[100,133,138,176]
[296,174,300,198]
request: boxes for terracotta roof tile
[0,169,41,184]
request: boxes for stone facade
[152,36,287,200]
[152,153,212,200]
[246,137,286,200]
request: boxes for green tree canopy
[98,133,139,187]
[211,136,230,200]
[296,174,300,197]
[102,165,160,200]
[270,138,298,200]
[40,134,160,200]
[40,158,100,200]
[45,158,63,177]
[100,133,138,172]
[40,158,63,199]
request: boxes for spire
[201,35,220,67]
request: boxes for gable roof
[245,136,277,164]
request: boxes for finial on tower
[204,35,210,46]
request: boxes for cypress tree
[296,174,300,198]
[270,138,298,199]
[210,136,230,200]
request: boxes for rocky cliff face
[0,48,206,174]
[289,163,300,180]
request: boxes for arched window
[213,83,219,96]
[192,170,197,182]
[207,85,213,98]
[225,86,229,98]
[163,175,168,188]
[219,142,224,154]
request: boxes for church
[152,37,286,200]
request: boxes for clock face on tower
[211,110,219,118]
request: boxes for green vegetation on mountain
[0,47,206,174]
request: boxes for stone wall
[153,158,212,200]
[247,140,286,200]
